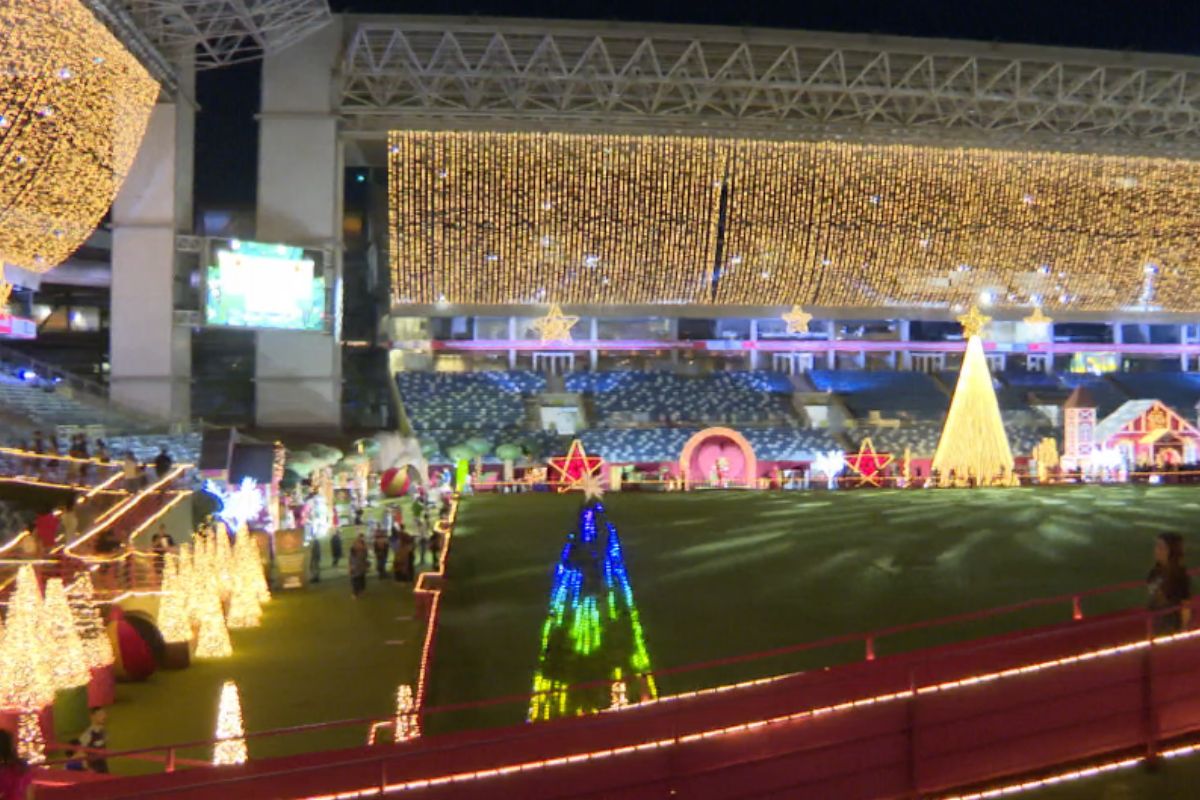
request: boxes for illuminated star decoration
[1023,306,1053,327]
[957,305,991,339]
[531,304,579,342]
[547,439,604,493]
[781,305,813,334]
[0,270,11,311]
[845,438,894,487]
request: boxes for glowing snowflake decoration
[204,477,268,532]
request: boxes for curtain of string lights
[0,0,159,273]
[388,130,1200,311]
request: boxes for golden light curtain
[389,131,728,304]
[0,0,160,272]
[388,131,1200,311]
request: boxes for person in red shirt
[34,510,59,552]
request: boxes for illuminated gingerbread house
[1092,399,1200,467]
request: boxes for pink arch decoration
[679,427,758,487]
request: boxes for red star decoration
[845,438,893,487]
[547,440,604,493]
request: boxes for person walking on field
[330,528,343,568]
[348,535,369,598]
[1148,532,1192,635]
[372,528,390,579]
[309,535,322,584]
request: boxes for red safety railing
[37,606,1200,800]
[36,571,1198,785]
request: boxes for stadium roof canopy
[342,15,1200,161]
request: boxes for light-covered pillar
[110,69,194,423]
[255,20,343,427]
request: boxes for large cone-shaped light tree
[932,306,1015,486]
[528,484,657,722]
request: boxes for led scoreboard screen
[204,240,326,331]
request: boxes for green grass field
[429,486,1200,736]
[103,562,422,774]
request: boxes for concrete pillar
[1112,323,1123,344]
[749,319,759,370]
[109,66,194,423]
[589,317,598,370]
[255,20,342,427]
[825,321,836,369]
[508,316,517,369]
[898,320,913,370]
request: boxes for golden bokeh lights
[0,0,160,272]
[389,130,1200,311]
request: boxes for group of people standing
[309,495,448,599]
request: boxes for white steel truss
[120,0,332,70]
[341,17,1200,158]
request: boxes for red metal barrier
[37,609,1200,800]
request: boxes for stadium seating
[396,371,544,432]
[568,371,795,425]
[1109,372,1200,421]
[808,370,948,420]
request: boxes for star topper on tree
[548,440,604,493]
[957,305,991,339]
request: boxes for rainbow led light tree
[528,499,657,722]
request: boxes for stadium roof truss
[102,0,332,73]
[341,17,1200,159]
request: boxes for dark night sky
[194,0,1200,210]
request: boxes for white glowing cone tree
[68,573,115,670]
[225,545,262,630]
[42,578,91,690]
[193,560,233,659]
[0,565,53,712]
[213,680,247,765]
[931,307,1015,486]
[157,553,193,645]
[237,527,270,604]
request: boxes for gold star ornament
[530,304,579,342]
[957,305,991,339]
[781,305,813,334]
[0,270,11,312]
[1023,306,1053,327]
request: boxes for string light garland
[0,565,53,711]
[41,578,90,690]
[393,685,419,743]
[67,573,115,669]
[389,131,1200,310]
[0,0,159,272]
[212,680,247,766]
